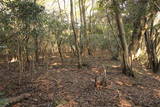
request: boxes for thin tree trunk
[145,32,159,73]
[33,0,39,64]
[57,0,64,63]
[35,35,39,63]
[57,40,63,63]
[128,0,149,58]
[144,15,160,73]
[106,13,121,59]
[81,0,87,38]
[87,0,94,56]
[70,0,82,68]
[24,34,30,67]
[70,44,76,56]
[78,0,84,55]
[112,0,134,77]
[81,0,90,55]
[89,0,94,33]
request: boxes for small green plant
[0,98,9,107]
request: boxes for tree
[128,0,149,60]
[1,0,45,71]
[144,6,160,73]
[70,0,82,68]
[112,0,134,77]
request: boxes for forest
[0,0,160,107]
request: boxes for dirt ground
[0,56,160,107]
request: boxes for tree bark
[57,39,63,63]
[112,0,134,77]
[33,0,39,63]
[128,0,149,58]
[70,0,82,68]
[145,32,159,73]
[57,0,64,63]
[144,15,160,73]
[35,35,39,63]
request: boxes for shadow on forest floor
[0,56,160,107]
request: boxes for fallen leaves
[0,57,160,106]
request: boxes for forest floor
[0,55,160,107]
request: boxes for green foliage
[0,98,9,107]
[0,0,47,56]
[0,0,158,66]
[7,1,44,22]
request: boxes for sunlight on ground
[120,98,132,107]
[146,72,160,81]
[115,81,124,86]
[125,83,133,87]
[138,86,145,89]
[137,71,143,75]
[112,65,120,68]
[64,55,70,58]
[115,81,133,87]
[152,76,160,81]
[91,67,99,73]
[154,89,160,97]
[51,62,62,65]
[10,58,18,63]
[146,72,153,75]
[58,100,78,107]
[143,68,148,72]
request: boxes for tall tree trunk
[57,0,64,63]
[78,0,90,56]
[89,0,94,33]
[145,32,159,73]
[81,0,87,39]
[25,36,29,65]
[106,12,121,59]
[57,39,63,63]
[82,0,90,55]
[87,0,94,56]
[144,14,160,73]
[78,0,84,55]
[128,0,149,58]
[33,0,39,63]
[35,35,39,63]
[70,0,82,68]
[112,0,134,77]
